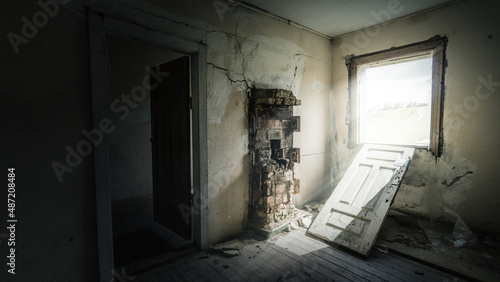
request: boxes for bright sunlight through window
[358,56,433,146]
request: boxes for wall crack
[207,62,249,90]
[293,53,326,62]
[442,171,473,187]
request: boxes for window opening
[358,56,432,146]
[346,36,446,156]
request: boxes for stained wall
[139,0,334,242]
[331,0,500,234]
[1,0,333,280]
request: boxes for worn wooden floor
[130,229,470,282]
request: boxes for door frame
[88,7,208,281]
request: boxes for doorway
[89,11,208,281]
[107,36,194,270]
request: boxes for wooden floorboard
[160,264,191,282]
[280,233,383,282]
[187,258,228,281]
[177,261,206,281]
[372,250,458,281]
[208,253,256,282]
[301,230,463,282]
[242,244,288,281]
[254,244,326,281]
[383,250,471,282]
[292,231,418,282]
[227,248,265,281]
[247,241,327,281]
[201,257,242,281]
[133,229,470,282]
[274,235,371,282]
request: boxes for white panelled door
[307,144,414,256]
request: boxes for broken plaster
[206,26,314,90]
[393,148,478,217]
[206,29,312,124]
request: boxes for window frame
[346,36,447,156]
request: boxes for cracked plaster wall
[2,0,332,278]
[205,8,333,244]
[3,0,499,279]
[141,0,334,243]
[331,0,500,234]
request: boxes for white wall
[331,0,500,234]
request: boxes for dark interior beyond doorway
[112,196,193,268]
[107,36,195,270]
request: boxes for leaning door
[307,144,414,256]
[150,56,191,240]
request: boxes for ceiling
[242,0,456,38]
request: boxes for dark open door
[151,56,191,240]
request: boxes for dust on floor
[376,210,500,282]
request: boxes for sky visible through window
[359,57,433,146]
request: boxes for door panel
[307,144,414,256]
[151,56,191,240]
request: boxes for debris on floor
[304,201,319,211]
[221,250,240,257]
[418,207,477,248]
[288,221,300,230]
[374,244,389,254]
[298,216,312,228]
[211,239,243,257]
[200,253,211,259]
[379,233,432,249]
[303,200,325,212]
[134,228,468,282]
[376,210,500,282]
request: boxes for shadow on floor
[112,195,193,269]
[113,224,192,268]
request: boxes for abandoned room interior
[2,0,500,281]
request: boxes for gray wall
[107,36,184,202]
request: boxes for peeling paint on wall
[393,147,478,218]
[332,0,500,234]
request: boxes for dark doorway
[112,196,193,269]
[151,56,193,240]
[106,37,194,271]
